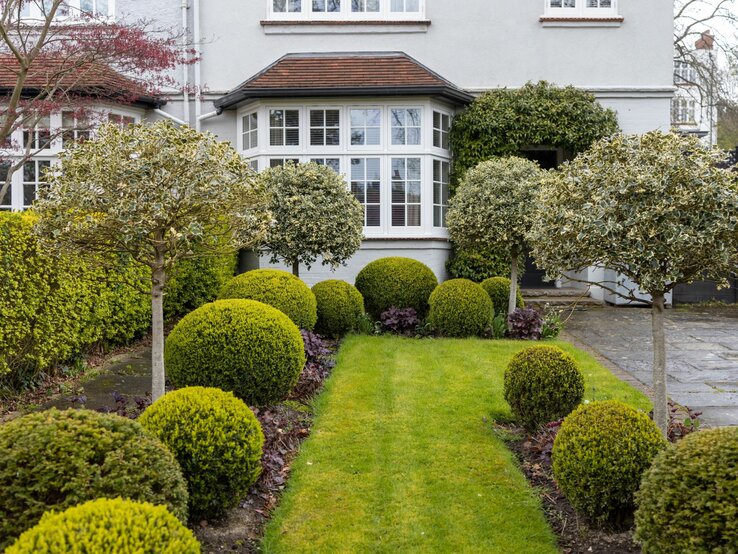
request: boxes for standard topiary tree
[481,277,525,318]
[219,269,317,330]
[0,409,189,549]
[165,299,306,406]
[448,157,543,316]
[449,81,619,182]
[552,400,667,524]
[34,121,270,401]
[635,426,738,553]
[504,346,584,431]
[6,498,200,554]
[312,280,365,338]
[529,131,738,436]
[355,257,438,319]
[258,162,364,277]
[445,248,510,283]
[428,279,493,337]
[140,387,264,520]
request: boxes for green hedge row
[0,212,236,392]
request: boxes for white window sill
[540,15,623,27]
[261,19,431,34]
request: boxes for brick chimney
[696,30,715,50]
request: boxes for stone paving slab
[565,306,738,427]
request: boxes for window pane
[326,110,340,127]
[392,128,405,145]
[367,205,381,227]
[351,130,365,145]
[407,205,421,226]
[367,109,381,126]
[392,205,405,226]
[97,0,108,15]
[270,110,283,127]
[285,129,299,145]
[367,158,381,180]
[407,158,421,179]
[23,184,36,206]
[310,128,325,145]
[270,129,283,146]
[366,127,381,145]
[406,127,421,145]
[367,181,380,203]
[405,0,419,11]
[351,158,365,180]
[285,110,299,127]
[310,110,324,127]
[391,182,405,203]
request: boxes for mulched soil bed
[501,422,641,554]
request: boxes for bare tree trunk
[508,247,519,316]
[151,261,166,402]
[651,291,668,437]
[292,260,299,278]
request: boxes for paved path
[565,307,738,427]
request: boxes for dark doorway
[673,277,738,305]
[521,149,559,170]
[519,149,559,287]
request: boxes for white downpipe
[193,0,202,131]
[154,109,187,126]
[198,110,218,122]
[181,0,190,126]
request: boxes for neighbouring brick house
[3,0,674,298]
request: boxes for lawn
[262,336,651,553]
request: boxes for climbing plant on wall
[449,81,619,184]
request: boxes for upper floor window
[270,109,300,147]
[433,111,450,150]
[268,0,424,20]
[350,108,381,146]
[544,0,617,17]
[23,160,50,208]
[62,110,91,147]
[20,0,114,20]
[108,113,135,127]
[675,61,698,85]
[391,108,421,146]
[23,116,51,151]
[671,98,696,125]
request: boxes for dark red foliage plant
[507,308,543,340]
[380,307,421,336]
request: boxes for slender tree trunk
[508,247,520,316]
[292,260,300,278]
[151,260,166,402]
[651,291,668,437]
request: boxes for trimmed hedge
[165,299,306,406]
[428,279,493,337]
[635,427,738,553]
[0,212,236,393]
[0,408,189,549]
[446,249,509,283]
[553,401,667,524]
[219,269,317,330]
[355,257,438,319]
[312,280,365,338]
[481,277,525,317]
[140,387,264,520]
[6,498,200,554]
[504,345,584,432]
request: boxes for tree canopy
[449,81,619,183]
[258,162,364,276]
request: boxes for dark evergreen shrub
[635,426,738,553]
[504,345,584,432]
[140,387,264,520]
[6,498,200,554]
[218,269,317,330]
[355,257,438,319]
[0,409,188,549]
[165,299,306,406]
[553,400,667,524]
[312,280,365,338]
[480,276,525,317]
[428,279,494,337]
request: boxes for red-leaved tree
[0,0,191,203]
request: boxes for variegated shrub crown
[34,120,271,270]
[529,131,738,296]
[258,162,364,271]
[447,156,544,256]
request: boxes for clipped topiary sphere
[355,257,438,319]
[428,279,493,337]
[504,345,584,431]
[0,409,188,549]
[312,280,365,338]
[6,498,200,554]
[635,427,738,553]
[218,269,317,330]
[480,276,524,317]
[140,387,264,520]
[553,400,667,524]
[165,299,305,406]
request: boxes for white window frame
[390,156,422,228]
[543,0,618,17]
[268,108,301,148]
[241,111,259,152]
[349,107,383,149]
[22,159,51,209]
[671,97,697,125]
[432,110,451,151]
[267,0,425,20]
[308,107,342,149]
[432,158,449,228]
[20,0,115,21]
[350,156,382,230]
[389,106,423,148]
[309,157,341,173]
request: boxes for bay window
[391,157,421,227]
[270,109,300,147]
[242,112,258,151]
[433,111,450,150]
[433,159,449,228]
[391,108,421,146]
[351,157,381,227]
[350,109,381,146]
[310,109,340,146]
